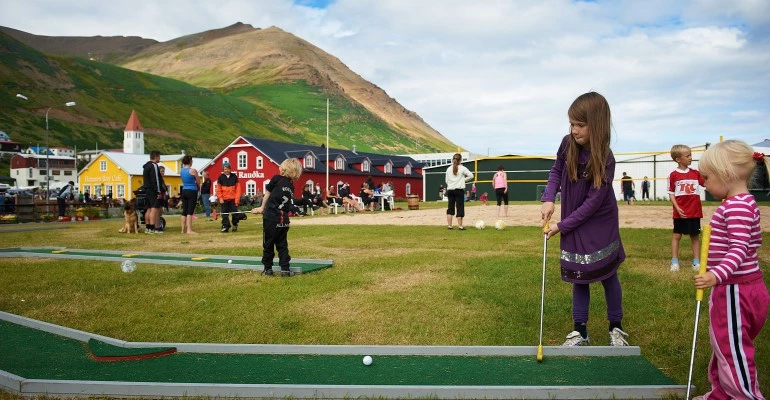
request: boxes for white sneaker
[609,328,629,346]
[562,331,589,346]
[670,262,680,272]
[692,262,700,271]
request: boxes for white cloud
[1,0,769,154]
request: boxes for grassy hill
[0,31,454,174]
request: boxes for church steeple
[123,110,145,154]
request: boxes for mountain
[0,23,457,156]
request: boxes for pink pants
[703,279,768,400]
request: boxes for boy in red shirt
[668,144,705,272]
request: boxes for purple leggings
[572,272,623,324]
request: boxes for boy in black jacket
[252,158,302,277]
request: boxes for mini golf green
[0,319,674,386]
[0,247,333,274]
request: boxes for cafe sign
[84,175,124,183]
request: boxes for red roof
[124,110,144,131]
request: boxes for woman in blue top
[180,155,199,234]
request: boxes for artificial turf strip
[0,320,675,386]
[0,248,332,273]
[86,338,176,362]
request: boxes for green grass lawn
[0,206,768,399]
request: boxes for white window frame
[263,179,270,194]
[335,156,344,171]
[99,160,107,172]
[406,183,412,195]
[105,185,113,196]
[405,164,412,175]
[256,156,263,169]
[117,184,125,199]
[385,162,392,174]
[362,159,370,173]
[304,154,314,169]
[246,180,256,196]
[238,151,248,170]
[83,185,90,194]
[94,185,102,198]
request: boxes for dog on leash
[118,201,140,234]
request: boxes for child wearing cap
[216,161,242,233]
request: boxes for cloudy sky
[2,0,769,156]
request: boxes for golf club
[537,220,549,363]
[211,209,248,220]
[686,225,711,399]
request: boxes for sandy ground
[292,202,770,232]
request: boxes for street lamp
[16,93,76,214]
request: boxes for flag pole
[325,98,329,196]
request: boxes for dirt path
[292,203,770,232]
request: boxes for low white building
[50,147,76,158]
[9,153,77,190]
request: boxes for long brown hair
[566,92,612,188]
[452,153,462,175]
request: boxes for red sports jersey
[668,168,704,219]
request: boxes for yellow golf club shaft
[686,225,711,399]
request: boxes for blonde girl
[693,140,769,400]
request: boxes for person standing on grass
[252,158,303,277]
[668,144,704,272]
[200,171,212,220]
[216,161,242,233]
[142,150,163,234]
[540,91,628,347]
[179,155,199,234]
[493,165,509,217]
[157,165,168,232]
[693,140,769,400]
[445,153,473,230]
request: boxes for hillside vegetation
[0,24,457,162]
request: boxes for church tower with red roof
[123,110,145,154]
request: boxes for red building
[202,137,424,199]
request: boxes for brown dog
[119,201,139,234]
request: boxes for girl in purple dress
[540,92,629,347]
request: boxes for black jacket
[142,161,162,193]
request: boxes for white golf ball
[228,259,233,264]
[121,260,136,273]
[475,220,485,230]
[363,355,373,366]
[494,220,506,230]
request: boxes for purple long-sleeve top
[541,135,625,283]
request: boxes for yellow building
[78,153,210,201]
[76,110,210,201]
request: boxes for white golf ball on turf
[228,259,233,264]
[475,220,485,230]
[363,355,373,366]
